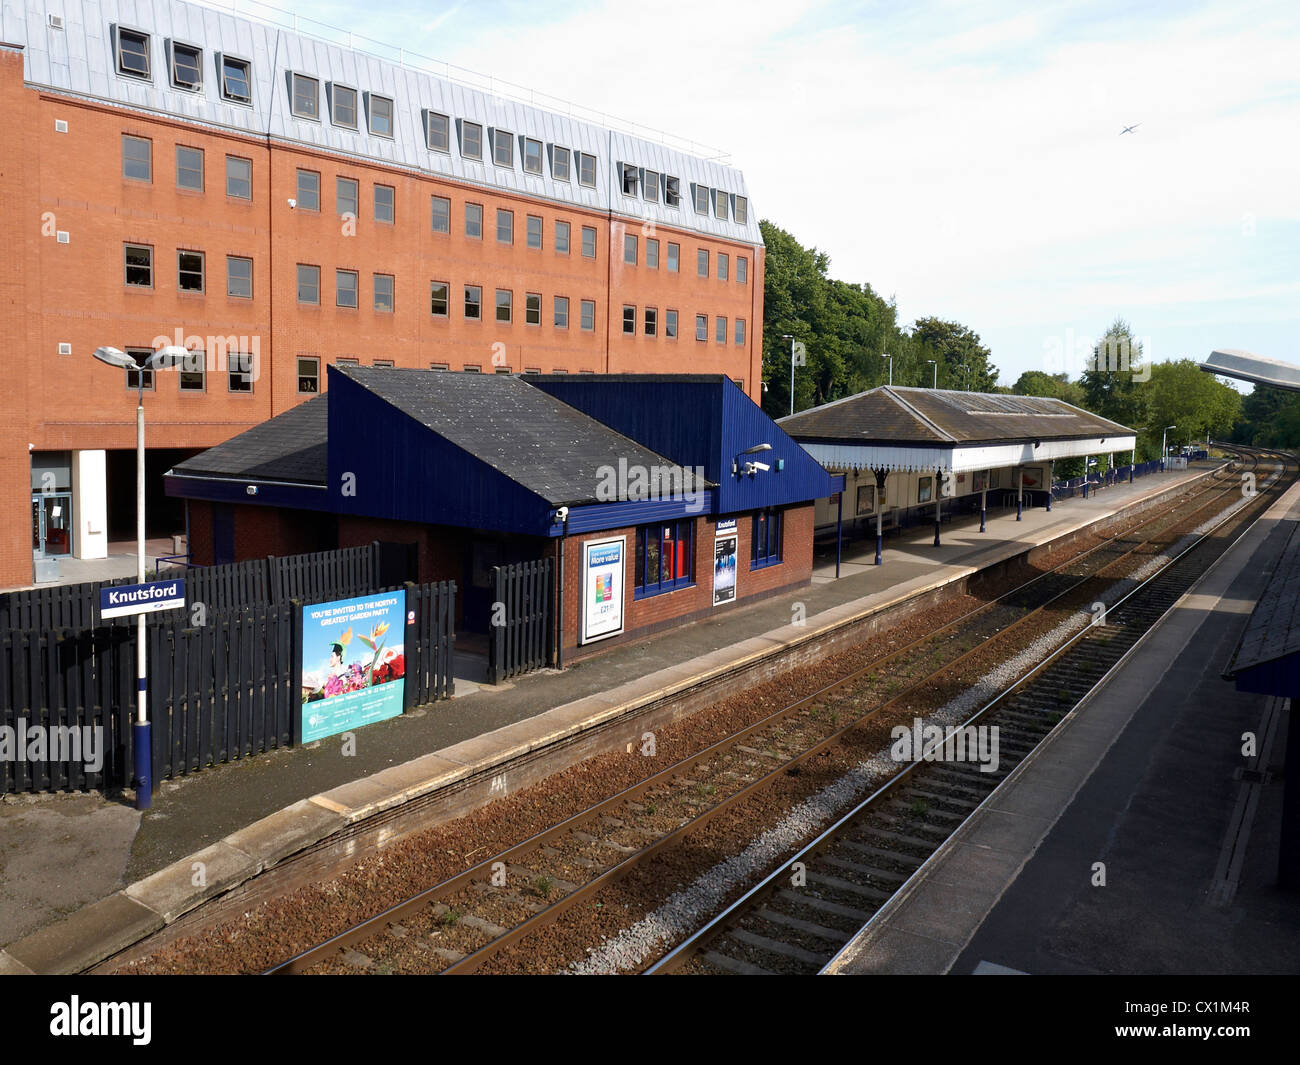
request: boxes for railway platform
[0,464,1216,974]
[825,476,1300,975]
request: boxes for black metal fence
[404,581,457,705]
[489,560,552,684]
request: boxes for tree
[911,318,999,391]
[1079,317,1145,430]
[1139,361,1241,453]
[1012,370,1084,406]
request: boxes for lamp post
[92,344,186,811]
[881,353,893,386]
[926,359,937,388]
[1161,424,1176,472]
[782,334,796,416]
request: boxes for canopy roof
[1201,349,1300,393]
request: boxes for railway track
[259,448,1287,975]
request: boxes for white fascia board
[949,437,1135,471]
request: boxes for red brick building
[2,0,765,589]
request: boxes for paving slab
[124,841,262,924]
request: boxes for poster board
[855,484,875,515]
[581,537,625,644]
[713,518,738,607]
[300,591,406,743]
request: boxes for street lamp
[881,353,893,386]
[1161,424,1176,472]
[782,334,797,417]
[92,344,187,811]
[926,359,937,388]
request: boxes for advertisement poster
[581,537,625,644]
[855,484,875,516]
[300,591,406,743]
[714,519,738,606]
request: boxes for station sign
[98,579,186,620]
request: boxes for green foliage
[1232,385,1300,448]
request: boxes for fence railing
[404,581,457,705]
[489,560,552,685]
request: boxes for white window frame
[526,214,542,250]
[169,40,202,92]
[226,255,253,299]
[367,93,395,138]
[226,155,252,200]
[525,292,542,325]
[643,169,660,204]
[431,195,451,234]
[176,145,204,191]
[694,183,709,215]
[554,295,569,328]
[555,220,571,254]
[373,273,395,313]
[461,121,483,160]
[335,268,358,309]
[374,183,395,224]
[291,73,320,120]
[715,190,730,221]
[122,134,151,182]
[492,128,514,168]
[580,299,596,332]
[426,111,450,152]
[430,281,450,318]
[577,151,596,188]
[735,195,748,225]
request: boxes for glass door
[31,493,72,557]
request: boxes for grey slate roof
[1224,520,1300,677]
[779,387,1135,446]
[338,367,712,506]
[173,393,328,484]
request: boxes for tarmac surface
[0,468,1216,967]
[826,475,1300,975]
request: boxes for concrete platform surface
[826,476,1300,976]
[0,467,1213,971]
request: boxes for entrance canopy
[1201,349,1300,393]
[777,386,1136,474]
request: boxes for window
[624,233,637,265]
[220,54,251,103]
[492,128,513,167]
[176,146,203,190]
[431,195,450,233]
[736,319,746,346]
[296,169,320,211]
[523,137,543,174]
[226,255,252,298]
[621,163,638,196]
[526,214,542,249]
[124,244,152,287]
[497,208,513,244]
[291,73,319,119]
[580,299,595,331]
[752,509,783,569]
[552,146,570,181]
[495,289,512,323]
[694,183,710,214]
[464,285,482,319]
[697,248,709,278]
[226,155,251,199]
[645,307,657,337]
[737,256,748,284]
[227,352,254,393]
[577,151,596,187]
[461,121,483,160]
[174,248,202,293]
[555,220,570,254]
[426,111,450,152]
[170,42,202,91]
[335,269,357,308]
[179,349,205,391]
[430,363,450,371]
[298,357,320,394]
[331,84,357,128]
[373,359,395,368]
[297,264,320,304]
[716,316,727,344]
[553,296,569,328]
[430,281,449,317]
[115,28,150,80]
[525,292,541,325]
[368,94,394,137]
[718,253,729,281]
[336,357,359,366]
[645,170,660,203]
[635,520,695,598]
[465,203,483,238]
[337,176,359,219]
[666,309,678,339]
[667,242,679,272]
[715,191,729,221]
[463,364,482,373]
[647,238,659,269]
[665,175,680,207]
[918,477,934,504]
[581,225,596,258]
[374,184,394,224]
[122,135,151,181]
[623,305,636,334]
[696,314,707,341]
[374,274,394,312]
[735,196,748,225]
[124,348,154,391]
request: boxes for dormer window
[169,42,202,91]
[577,151,596,187]
[621,163,638,196]
[693,183,709,214]
[492,128,514,167]
[461,121,483,160]
[367,94,394,137]
[523,137,543,174]
[220,55,251,103]
[426,111,450,152]
[665,175,680,207]
[735,195,748,225]
[644,169,660,203]
[552,145,570,181]
[715,190,729,221]
[331,85,358,129]
[116,27,151,80]
[291,73,319,119]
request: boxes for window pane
[553,146,570,180]
[697,248,709,277]
[466,203,482,238]
[497,209,513,243]
[696,314,707,341]
[665,176,680,207]
[716,317,727,343]
[125,245,152,286]
[578,152,596,186]
[462,122,483,159]
[176,146,203,190]
[228,352,254,392]
[431,195,450,233]
[374,274,394,312]
[374,184,394,223]
[172,44,201,89]
[226,156,251,199]
[736,319,746,346]
[555,220,570,253]
[177,251,205,292]
[496,289,512,322]
[716,191,729,221]
[526,292,541,324]
[297,357,319,393]
[738,256,748,284]
[645,308,657,337]
[667,243,679,272]
[694,184,709,213]
[297,264,320,304]
[427,111,449,150]
[296,170,319,210]
[464,285,482,318]
[118,30,150,78]
[624,233,637,265]
[226,256,252,298]
[580,300,595,331]
[647,239,659,269]
[335,269,357,307]
[337,177,358,218]
[179,349,205,390]
[735,196,748,224]
[666,310,677,338]
[221,57,251,102]
[122,135,151,181]
[369,95,393,136]
[554,296,569,327]
[524,138,542,173]
[623,305,635,334]
[430,281,449,316]
[333,85,357,127]
[644,170,659,203]
[292,74,318,118]
[581,226,596,258]
[527,215,542,249]
[493,129,513,166]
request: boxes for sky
[230,0,1298,388]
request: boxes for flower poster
[300,591,406,743]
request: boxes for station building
[165,369,839,660]
[778,387,1137,555]
[1,0,764,590]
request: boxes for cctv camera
[554,506,569,523]
[287,198,297,209]
[750,461,771,473]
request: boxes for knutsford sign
[98,579,186,620]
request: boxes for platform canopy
[1224,520,1300,697]
[1201,349,1300,393]
[777,386,1137,475]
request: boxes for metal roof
[4,0,762,245]
[1201,349,1300,393]
[778,386,1135,446]
[1224,520,1300,679]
